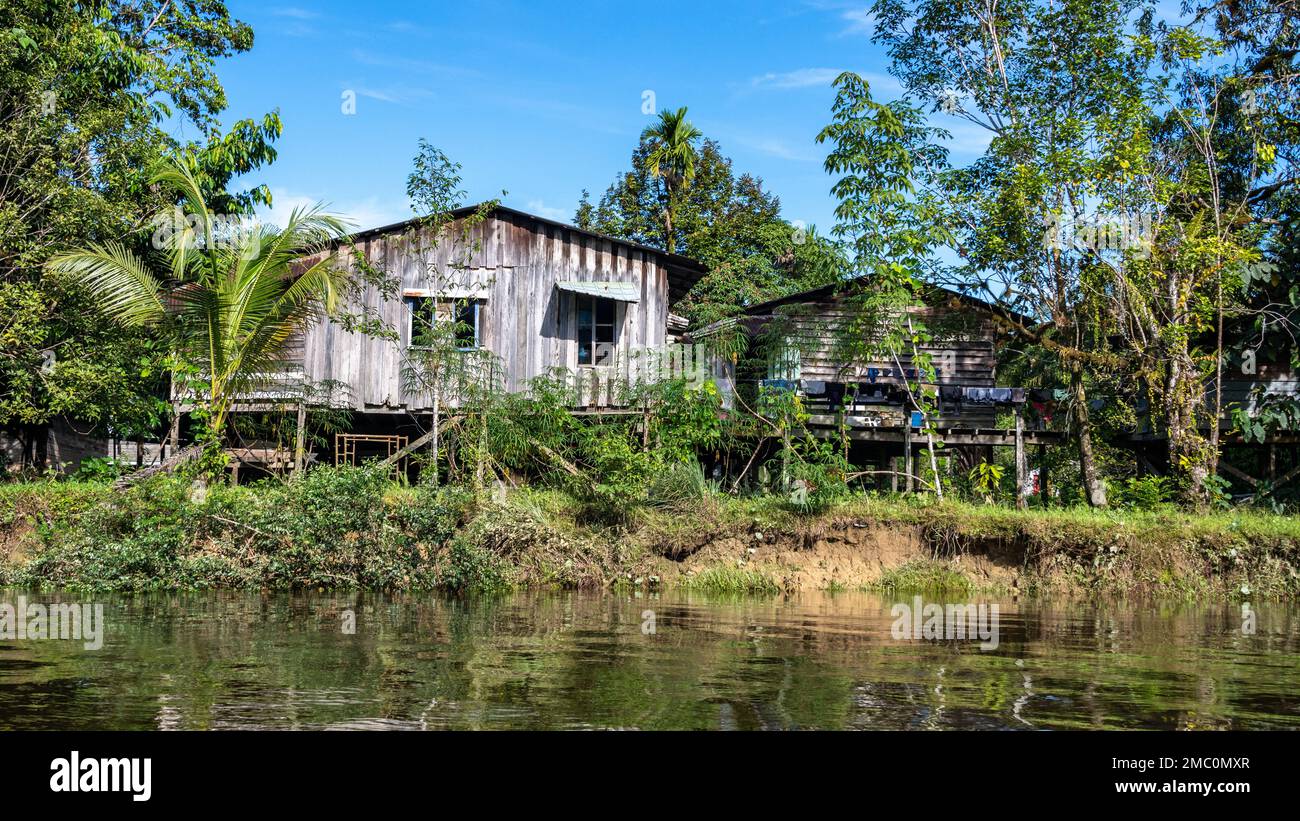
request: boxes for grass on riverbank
[2,466,1298,598]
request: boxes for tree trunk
[430,388,440,488]
[1164,349,1209,507]
[1071,363,1108,508]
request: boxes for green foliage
[47,159,351,468]
[1121,475,1174,510]
[870,560,974,595]
[584,133,846,327]
[681,565,781,595]
[0,0,284,448]
[639,378,724,463]
[572,423,659,522]
[969,462,1005,504]
[6,465,473,592]
[68,457,130,482]
[775,436,851,514]
[640,106,702,253]
[647,459,712,511]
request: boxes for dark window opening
[452,299,481,350]
[406,296,483,350]
[576,295,616,366]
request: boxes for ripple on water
[0,589,1297,730]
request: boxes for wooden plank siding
[288,207,697,412]
[762,302,998,388]
[696,285,1007,427]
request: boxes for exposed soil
[656,518,1023,591]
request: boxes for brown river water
[0,590,1296,730]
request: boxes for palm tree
[641,106,702,252]
[47,157,350,466]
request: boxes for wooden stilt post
[1015,407,1027,509]
[1039,444,1050,507]
[890,456,899,493]
[903,423,914,493]
[168,403,181,459]
[293,399,307,474]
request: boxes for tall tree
[0,0,283,467]
[858,0,1299,505]
[863,0,1156,505]
[586,136,845,326]
[640,106,703,253]
[47,159,349,471]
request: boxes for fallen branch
[844,469,940,494]
[112,444,203,490]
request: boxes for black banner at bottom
[0,730,1283,809]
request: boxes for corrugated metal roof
[555,280,641,302]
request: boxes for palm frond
[46,243,169,327]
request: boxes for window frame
[575,294,618,367]
[405,295,484,351]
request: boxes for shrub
[647,459,710,510]
[1121,475,1173,510]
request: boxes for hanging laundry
[1011,388,1026,404]
[989,387,1013,403]
[801,379,827,396]
[940,385,963,402]
[825,383,846,407]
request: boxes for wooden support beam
[1218,459,1259,487]
[167,403,181,459]
[1270,461,1300,489]
[1014,408,1027,510]
[379,416,464,467]
[903,423,914,493]
[381,428,436,466]
[293,400,307,473]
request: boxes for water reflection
[0,590,1296,730]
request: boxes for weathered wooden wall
[699,288,1004,426]
[768,298,999,387]
[297,209,674,411]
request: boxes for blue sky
[209,1,989,237]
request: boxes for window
[406,296,483,350]
[768,339,802,381]
[576,295,617,366]
[451,299,481,350]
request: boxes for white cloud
[750,68,844,90]
[350,50,480,78]
[838,8,876,37]
[384,20,434,37]
[257,188,408,234]
[525,199,573,222]
[351,85,435,106]
[269,6,320,19]
[744,68,902,97]
[732,135,822,163]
